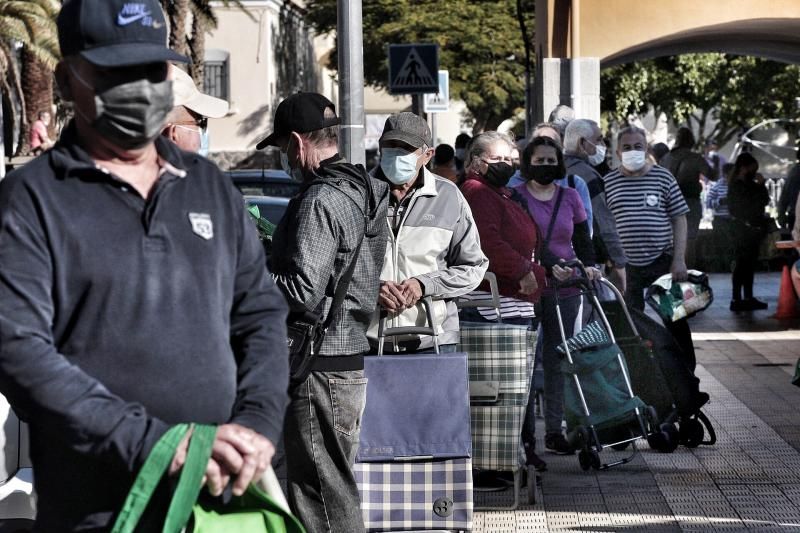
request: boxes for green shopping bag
[112,423,305,533]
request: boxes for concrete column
[570,57,600,124]
[538,57,571,123]
[536,57,600,125]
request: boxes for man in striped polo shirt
[604,126,696,371]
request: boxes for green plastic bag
[112,424,305,533]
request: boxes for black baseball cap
[256,93,340,149]
[58,0,188,67]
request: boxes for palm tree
[0,0,60,155]
[161,0,249,87]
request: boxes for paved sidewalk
[474,272,800,532]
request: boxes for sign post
[423,70,449,146]
[337,0,365,166]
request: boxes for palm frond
[190,0,218,29]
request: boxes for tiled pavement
[473,272,800,532]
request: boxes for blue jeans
[284,370,367,533]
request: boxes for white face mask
[280,150,304,183]
[621,150,647,172]
[586,142,606,167]
[380,147,420,185]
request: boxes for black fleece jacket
[0,123,289,531]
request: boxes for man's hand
[378,281,407,312]
[670,259,689,282]
[169,424,275,497]
[551,264,573,282]
[400,278,423,307]
[609,266,627,294]
[518,271,539,296]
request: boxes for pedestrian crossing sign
[388,44,439,95]
[424,70,449,113]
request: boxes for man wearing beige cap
[162,64,229,153]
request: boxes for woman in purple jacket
[515,136,599,455]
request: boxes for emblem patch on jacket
[188,212,213,240]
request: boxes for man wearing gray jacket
[368,112,488,352]
[564,119,628,291]
[259,92,389,533]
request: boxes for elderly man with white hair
[564,118,628,291]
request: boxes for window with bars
[203,50,230,102]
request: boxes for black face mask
[483,162,516,187]
[526,164,563,185]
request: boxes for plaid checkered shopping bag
[458,322,534,402]
[356,351,473,531]
[469,405,526,471]
[353,459,473,532]
[458,323,534,472]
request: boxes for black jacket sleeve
[228,202,290,445]
[572,220,596,265]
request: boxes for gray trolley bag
[456,273,538,509]
[353,297,474,532]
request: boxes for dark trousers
[536,291,580,436]
[625,254,696,372]
[731,220,763,301]
[685,197,703,269]
[284,370,368,533]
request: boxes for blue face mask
[198,130,209,157]
[380,147,420,185]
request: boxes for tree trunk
[167,0,191,58]
[189,14,207,87]
[16,47,52,156]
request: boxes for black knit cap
[256,92,340,149]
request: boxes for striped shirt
[459,291,536,321]
[604,165,689,267]
[706,179,730,218]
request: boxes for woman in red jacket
[460,131,548,471]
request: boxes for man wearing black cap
[367,112,487,353]
[0,0,289,530]
[260,92,389,532]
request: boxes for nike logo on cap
[116,3,153,26]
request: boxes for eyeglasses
[171,117,208,133]
[482,155,513,164]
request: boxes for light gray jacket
[368,168,488,350]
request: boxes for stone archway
[534,0,800,122]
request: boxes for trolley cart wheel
[647,422,678,453]
[679,417,705,448]
[578,448,593,471]
[526,465,537,504]
[697,410,717,446]
[645,406,660,431]
[588,449,602,470]
[569,426,590,451]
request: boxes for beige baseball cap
[170,65,229,119]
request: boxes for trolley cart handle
[552,276,594,291]
[597,278,641,337]
[455,272,503,321]
[377,296,440,355]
